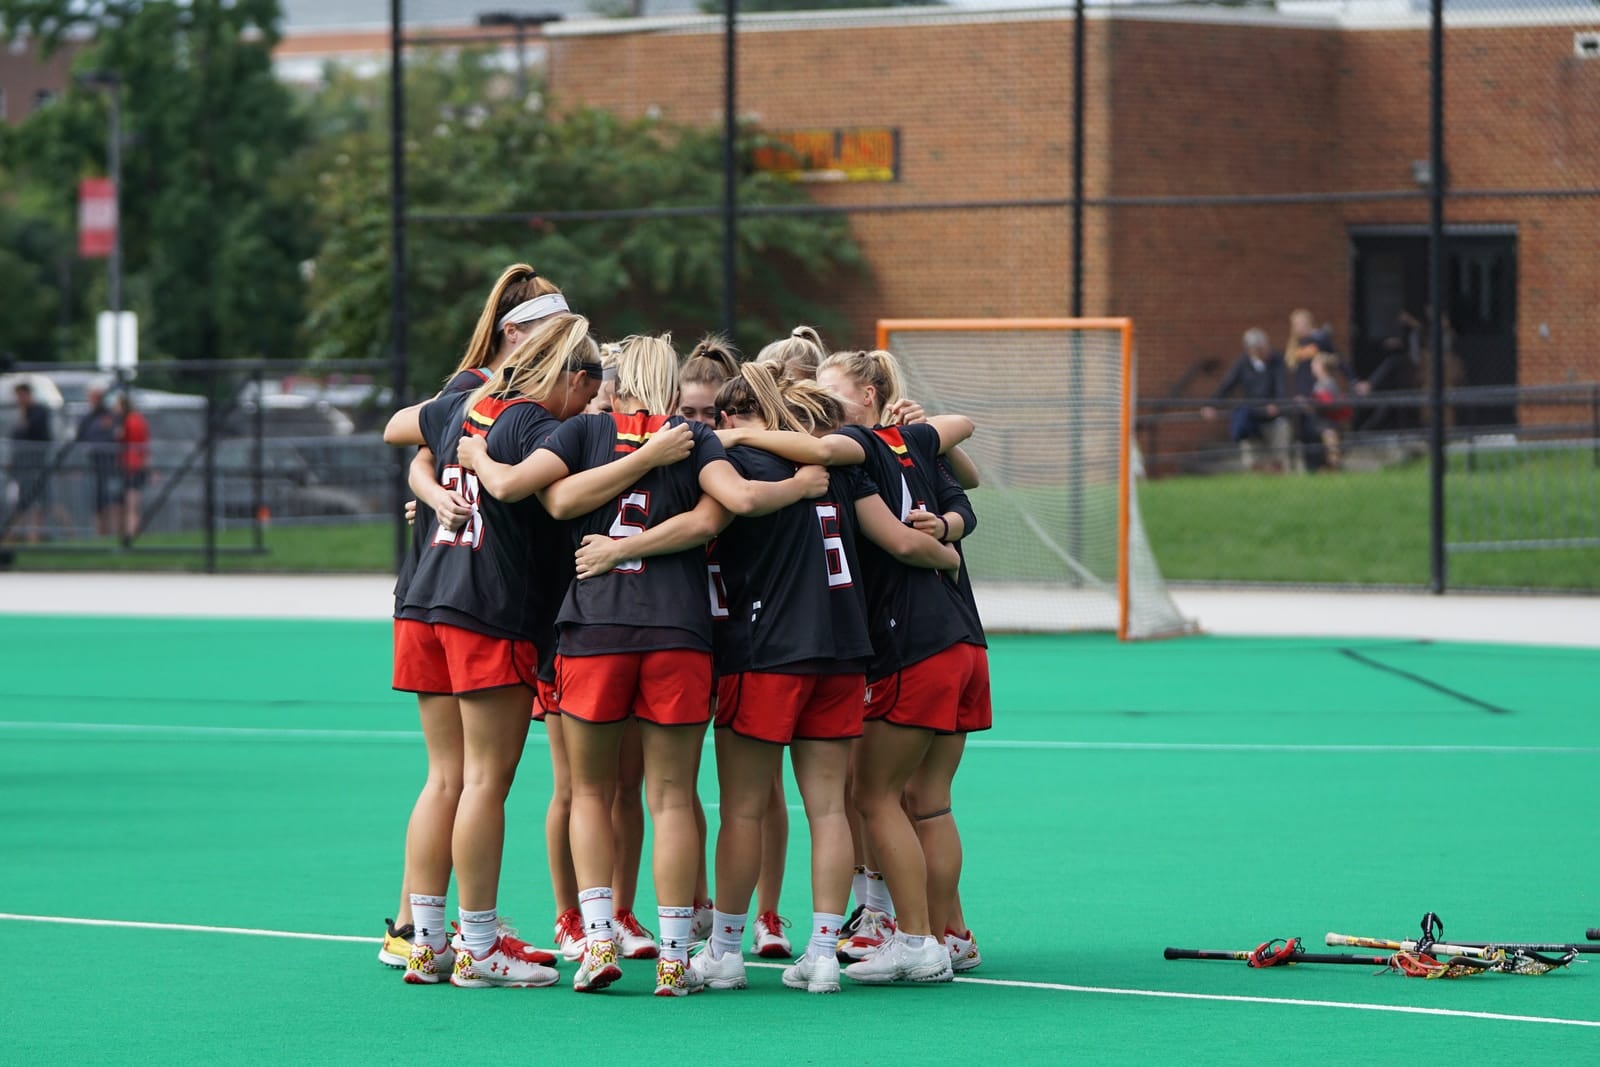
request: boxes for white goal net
[879,318,1193,640]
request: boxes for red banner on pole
[78,177,117,258]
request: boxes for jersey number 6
[815,502,853,589]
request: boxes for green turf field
[1,618,1597,1064]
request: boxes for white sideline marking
[3,720,1599,757]
[0,913,373,945]
[2,914,1588,1029]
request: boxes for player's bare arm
[699,459,829,517]
[573,494,731,580]
[383,403,427,447]
[407,447,470,533]
[856,493,962,572]
[907,508,966,544]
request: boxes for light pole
[76,71,123,351]
[475,11,563,100]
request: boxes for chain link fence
[5,1,1596,586]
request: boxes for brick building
[543,5,1600,414]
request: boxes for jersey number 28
[432,465,483,549]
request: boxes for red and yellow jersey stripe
[462,396,535,438]
[611,411,673,454]
[871,425,916,468]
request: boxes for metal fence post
[1427,0,1447,594]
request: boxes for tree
[0,0,314,363]
[300,52,864,389]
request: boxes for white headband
[498,292,570,329]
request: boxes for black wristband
[937,515,950,542]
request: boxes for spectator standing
[1202,328,1290,471]
[115,392,150,540]
[77,383,121,536]
[8,381,53,543]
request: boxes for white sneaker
[402,939,457,985]
[947,928,982,973]
[449,936,560,988]
[844,933,953,984]
[572,937,623,993]
[782,952,842,994]
[654,956,705,997]
[689,945,748,990]
[553,908,586,963]
[754,911,792,958]
[837,907,894,963]
[689,901,714,944]
[614,910,659,960]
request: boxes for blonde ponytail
[714,361,802,432]
[463,313,594,413]
[614,334,681,415]
[449,264,563,383]
[780,378,844,434]
[755,325,826,383]
[817,348,904,422]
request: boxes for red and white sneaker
[402,939,457,985]
[449,935,559,988]
[947,928,983,972]
[614,909,659,960]
[836,907,894,963]
[754,911,792,958]
[689,900,715,944]
[654,956,705,997]
[553,907,586,963]
[572,938,623,993]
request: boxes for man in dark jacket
[1202,329,1290,468]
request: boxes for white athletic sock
[658,905,695,963]
[897,929,929,949]
[809,911,846,961]
[458,907,498,957]
[863,869,895,917]
[409,894,447,950]
[850,866,869,911]
[578,886,615,944]
[710,909,745,958]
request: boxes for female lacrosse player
[463,333,826,996]
[385,314,690,988]
[379,264,571,969]
[727,348,983,983]
[673,364,960,994]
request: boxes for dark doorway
[1349,229,1517,429]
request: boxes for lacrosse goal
[877,318,1193,640]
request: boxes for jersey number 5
[815,503,852,588]
[431,465,483,549]
[607,490,650,573]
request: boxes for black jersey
[834,423,983,680]
[710,447,876,675]
[393,368,495,616]
[546,412,727,655]
[399,390,560,641]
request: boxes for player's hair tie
[937,514,950,542]
[498,292,570,328]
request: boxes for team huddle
[379,264,990,996]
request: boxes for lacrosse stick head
[1248,938,1302,968]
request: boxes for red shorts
[532,678,560,721]
[555,649,712,727]
[392,619,537,696]
[865,643,992,734]
[716,671,866,745]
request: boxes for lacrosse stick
[1165,937,1489,978]
[1327,913,1579,975]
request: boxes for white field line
[1,913,1594,1029]
[2,719,1598,757]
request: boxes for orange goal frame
[876,317,1138,640]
